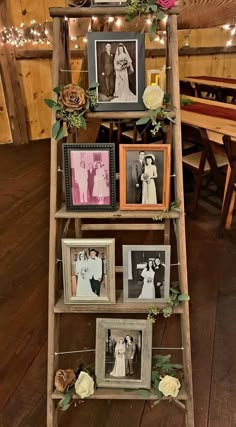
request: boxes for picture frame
[119,144,171,210]
[92,0,126,5]
[87,32,145,111]
[63,143,116,211]
[123,245,171,303]
[96,318,152,389]
[62,238,116,304]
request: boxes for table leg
[223,164,235,230]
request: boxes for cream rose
[75,371,94,399]
[142,85,164,110]
[158,375,181,397]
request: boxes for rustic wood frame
[95,318,152,389]
[61,238,116,304]
[119,144,171,211]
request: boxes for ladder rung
[81,223,165,231]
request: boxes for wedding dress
[75,259,98,298]
[142,164,157,204]
[110,341,126,377]
[138,268,155,299]
[111,46,137,102]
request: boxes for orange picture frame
[119,144,171,211]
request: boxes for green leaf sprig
[147,286,190,323]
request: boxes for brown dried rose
[54,369,76,393]
[59,84,87,113]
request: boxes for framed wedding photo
[87,32,145,111]
[119,144,171,210]
[96,318,152,389]
[123,245,171,303]
[63,143,116,211]
[62,238,116,304]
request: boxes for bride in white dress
[110,338,126,377]
[138,259,155,299]
[112,43,137,102]
[75,252,98,298]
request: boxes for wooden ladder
[47,5,194,427]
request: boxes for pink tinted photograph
[63,144,116,211]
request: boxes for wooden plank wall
[0,0,236,144]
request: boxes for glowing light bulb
[155,35,160,42]
[163,15,168,22]
[231,28,236,36]
[108,17,114,23]
[75,44,78,48]
[92,16,97,21]
[83,37,87,43]
[115,18,122,27]
[223,24,230,30]
[45,29,48,35]
[64,16,68,21]
[146,18,152,25]
[226,39,232,46]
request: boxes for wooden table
[182,76,236,91]
[181,96,236,228]
[181,76,236,102]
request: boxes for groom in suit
[132,151,145,203]
[125,335,136,376]
[100,43,115,98]
[153,256,165,298]
[88,249,103,296]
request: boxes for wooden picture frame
[96,318,152,389]
[87,32,145,111]
[123,245,171,303]
[63,143,116,211]
[119,144,171,210]
[92,0,126,5]
[62,239,116,304]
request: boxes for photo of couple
[69,149,110,206]
[105,330,141,380]
[96,40,137,103]
[71,247,107,299]
[123,246,171,302]
[125,150,164,205]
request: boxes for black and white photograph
[119,144,171,210]
[96,318,152,389]
[62,239,115,304]
[105,329,141,380]
[87,32,145,111]
[123,245,171,303]
[63,144,116,211]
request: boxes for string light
[108,16,114,23]
[0,20,50,47]
[115,18,122,27]
[83,37,87,43]
[223,19,236,47]
[146,18,152,25]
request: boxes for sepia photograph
[63,144,116,211]
[87,32,145,111]
[62,239,115,304]
[96,318,152,389]
[123,245,171,303]
[119,144,171,210]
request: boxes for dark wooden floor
[0,141,236,427]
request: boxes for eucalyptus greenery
[126,0,166,41]
[152,200,181,221]
[147,286,190,322]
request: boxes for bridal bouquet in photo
[119,58,129,69]
[142,172,151,183]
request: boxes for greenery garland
[148,286,190,322]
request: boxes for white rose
[75,371,94,399]
[158,375,181,397]
[142,85,164,110]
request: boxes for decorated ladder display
[47,3,194,427]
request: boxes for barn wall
[0,1,235,143]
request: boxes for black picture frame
[87,32,145,112]
[63,143,116,211]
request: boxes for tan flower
[143,85,164,110]
[158,375,181,397]
[75,371,94,399]
[54,369,76,393]
[59,84,87,112]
